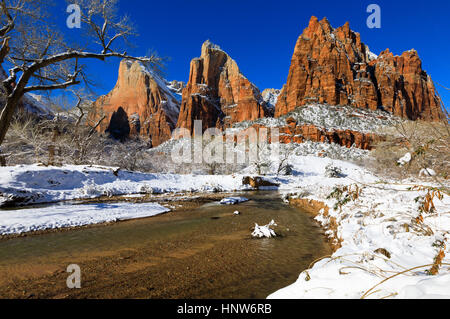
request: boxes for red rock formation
[242,121,379,150]
[90,60,180,146]
[372,49,443,120]
[276,16,444,121]
[176,40,268,133]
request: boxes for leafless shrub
[369,118,449,185]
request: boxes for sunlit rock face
[176,40,270,134]
[91,60,180,146]
[275,16,444,121]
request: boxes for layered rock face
[91,60,180,146]
[275,16,444,121]
[278,119,379,150]
[176,41,268,133]
[372,49,443,120]
[242,122,379,150]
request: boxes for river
[0,191,330,298]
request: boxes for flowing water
[0,192,330,298]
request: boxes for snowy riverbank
[0,202,169,236]
[268,159,450,299]
[0,156,449,298]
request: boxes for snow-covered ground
[0,202,169,236]
[0,164,247,207]
[233,103,398,134]
[267,156,450,299]
[0,153,449,298]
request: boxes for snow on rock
[252,220,277,238]
[398,153,412,166]
[0,202,169,236]
[22,93,54,116]
[419,168,437,177]
[219,197,249,205]
[233,103,397,134]
[262,88,281,112]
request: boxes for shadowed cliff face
[106,107,130,141]
[176,40,269,134]
[91,60,181,146]
[275,16,444,121]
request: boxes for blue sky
[56,0,450,109]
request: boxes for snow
[0,164,246,207]
[262,89,281,111]
[21,93,53,116]
[0,202,169,236]
[366,46,379,61]
[233,103,397,134]
[0,152,449,298]
[252,220,277,238]
[398,152,412,166]
[419,168,437,177]
[267,156,450,299]
[219,197,249,205]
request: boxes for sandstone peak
[319,17,332,31]
[275,16,444,121]
[176,41,269,133]
[201,40,222,54]
[90,59,181,146]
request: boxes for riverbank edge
[288,197,340,253]
[0,192,236,241]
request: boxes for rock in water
[220,197,249,205]
[252,220,277,238]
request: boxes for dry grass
[369,119,449,185]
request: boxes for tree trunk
[0,95,21,146]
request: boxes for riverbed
[0,192,330,298]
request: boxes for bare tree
[0,0,160,150]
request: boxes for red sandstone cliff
[275,16,444,121]
[90,60,180,146]
[176,40,269,133]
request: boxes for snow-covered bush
[80,180,104,197]
[324,164,344,178]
